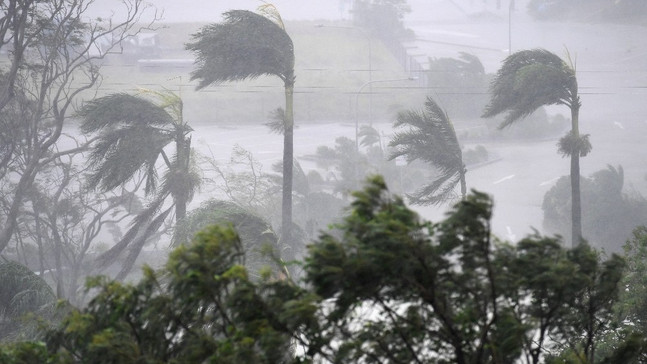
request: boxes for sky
[89,0,353,23]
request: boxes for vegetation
[2,177,644,363]
[542,165,647,253]
[426,52,489,119]
[0,260,57,342]
[0,0,163,303]
[0,0,156,255]
[483,49,588,247]
[390,96,467,205]
[77,90,201,280]
[1,2,646,363]
[186,8,297,248]
[352,0,413,41]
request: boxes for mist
[2,0,647,338]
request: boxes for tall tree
[186,8,296,246]
[78,90,201,279]
[483,49,589,246]
[389,96,466,205]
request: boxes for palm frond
[186,10,295,89]
[265,107,286,134]
[257,3,286,29]
[85,125,173,192]
[160,149,202,205]
[359,125,381,148]
[389,97,462,170]
[116,204,174,280]
[0,261,55,317]
[457,52,485,74]
[136,88,184,124]
[93,192,170,270]
[407,171,462,206]
[78,93,175,133]
[389,96,465,206]
[483,49,577,128]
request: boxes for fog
[2,0,647,306]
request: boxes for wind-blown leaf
[389,96,466,205]
[483,49,577,128]
[85,125,172,193]
[186,10,295,88]
[78,93,175,133]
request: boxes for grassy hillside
[96,21,425,125]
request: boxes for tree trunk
[282,80,295,247]
[460,166,467,200]
[570,100,582,247]
[174,135,191,222]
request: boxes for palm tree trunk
[174,136,191,222]
[282,80,295,246]
[570,102,582,246]
[460,168,467,201]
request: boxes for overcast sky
[89,0,353,22]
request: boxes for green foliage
[618,227,647,335]
[1,177,640,363]
[172,199,283,279]
[542,165,647,252]
[42,224,308,363]
[304,176,630,363]
[389,96,466,205]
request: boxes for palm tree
[185,8,296,246]
[78,90,201,278]
[78,90,199,222]
[389,96,466,206]
[482,49,590,246]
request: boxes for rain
[1,0,647,361]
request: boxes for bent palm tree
[186,8,296,245]
[78,90,200,278]
[389,96,466,206]
[483,49,589,246]
[79,90,199,221]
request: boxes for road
[189,114,647,245]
